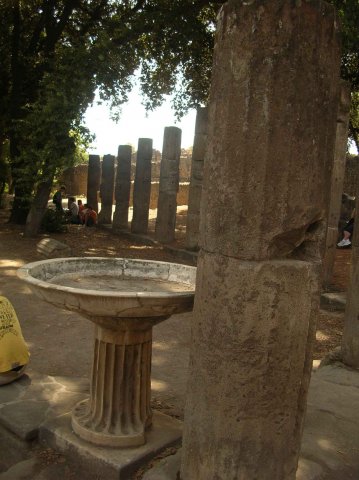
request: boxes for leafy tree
[0,0,222,230]
[329,0,359,151]
[0,0,358,234]
[349,91,359,152]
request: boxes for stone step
[0,454,100,480]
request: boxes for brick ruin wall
[59,152,191,207]
[59,154,358,212]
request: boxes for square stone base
[39,411,183,479]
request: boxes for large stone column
[155,127,182,243]
[86,155,101,212]
[342,184,359,368]
[322,81,351,287]
[98,154,115,225]
[185,108,208,250]
[113,145,132,231]
[181,2,341,479]
[131,138,152,234]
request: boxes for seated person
[77,199,84,215]
[337,208,355,248]
[84,205,97,227]
[79,203,88,225]
[0,296,30,386]
[68,197,80,224]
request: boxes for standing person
[52,186,66,212]
[0,296,30,386]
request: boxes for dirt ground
[0,207,352,367]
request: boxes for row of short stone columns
[86,85,353,258]
[86,127,192,243]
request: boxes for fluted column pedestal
[72,324,154,447]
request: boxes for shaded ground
[0,208,351,363]
[0,208,356,479]
[0,208,192,420]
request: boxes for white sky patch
[84,85,197,155]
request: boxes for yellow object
[0,296,30,373]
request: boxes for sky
[84,86,197,155]
[84,86,358,156]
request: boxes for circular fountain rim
[17,257,196,299]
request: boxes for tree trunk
[9,185,32,224]
[8,134,36,224]
[24,177,53,237]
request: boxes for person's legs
[0,365,27,386]
[337,229,352,247]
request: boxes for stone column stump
[186,108,208,250]
[155,127,182,243]
[87,155,101,212]
[131,139,153,234]
[342,183,359,368]
[98,155,115,225]
[113,145,132,231]
[322,81,351,287]
[181,1,341,479]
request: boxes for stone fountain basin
[18,257,196,328]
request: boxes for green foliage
[41,209,66,233]
[349,91,359,151]
[0,0,223,223]
[0,0,358,226]
[328,0,359,149]
[329,0,359,90]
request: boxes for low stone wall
[60,151,192,198]
[130,182,189,209]
[56,180,189,209]
[59,164,88,196]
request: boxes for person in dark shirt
[337,208,355,248]
[52,186,66,212]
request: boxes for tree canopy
[0,0,358,231]
[0,0,223,226]
[330,0,359,150]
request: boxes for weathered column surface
[322,81,351,287]
[155,127,182,243]
[185,108,208,250]
[131,138,153,234]
[87,155,101,212]
[113,145,132,230]
[98,155,115,225]
[342,183,359,368]
[72,325,152,447]
[181,1,340,480]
